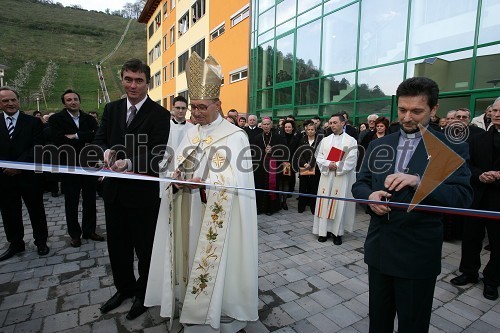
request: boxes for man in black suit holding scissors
[93,59,170,320]
[352,77,472,333]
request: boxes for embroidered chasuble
[145,116,259,331]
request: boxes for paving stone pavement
[0,193,499,332]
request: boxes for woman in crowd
[280,120,299,210]
[294,120,322,213]
[358,122,368,135]
[358,116,390,170]
[252,117,288,216]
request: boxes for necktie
[7,116,14,139]
[127,105,137,127]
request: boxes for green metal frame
[249,0,500,123]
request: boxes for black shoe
[83,232,105,242]
[318,236,327,242]
[484,244,491,251]
[70,238,81,248]
[37,244,50,256]
[298,207,305,213]
[450,274,478,286]
[0,242,25,261]
[483,284,499,301]
[333,235,342,245]
[100,292,133,313]
[282,203,288,210]
[265,212,273,216]
[126,297,148,320]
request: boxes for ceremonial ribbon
[1,160,499,220]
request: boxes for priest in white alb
[159,95,194,194]
[313,113,358,245]
[145,52,258,333]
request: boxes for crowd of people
[0,53,498,333]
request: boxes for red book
[327,146,345,162]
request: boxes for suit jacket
[93,97,170,208]
[244,126,263,143]
[49,109,99,166]
[352,129,473,279]
[0,112,44,182]
[0,112,44,164]
[468,127,500,210]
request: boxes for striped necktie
[7,116,15,139]
[127,105,137,127]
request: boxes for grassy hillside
[0,0,146,113]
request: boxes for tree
[39,60,59,104]
[11,60,36,95]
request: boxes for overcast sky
[56,0,129,13]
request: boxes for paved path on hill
[0,193,499,332]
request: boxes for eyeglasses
[174,106,187,110]
[188,101,218,112]
[455,115,469,119]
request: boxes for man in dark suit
[244,114,263,142]
[450,98,500,300]
[49,89,102,248]
[0,87,49,261]
[352,77,473,333]
[93,59,170,320]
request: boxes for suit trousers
[104,199,160,298]
[61,174,97,239]
[459,217,500,286]
[368,266,436,333]
[0,173,48,247]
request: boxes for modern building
[139,0,251,116]
[249,0,500,123]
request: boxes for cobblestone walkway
[0,194,499,332]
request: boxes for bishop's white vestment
[313,132,358,237]
[145,116,258,332]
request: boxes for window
[191,0,206,25]
[210,23,225,41]
[171,0,175,10]
[178,11,189,37]
[148,23,154,38]
[170,60,175,79]
[163,97,169,108]
[179,90,188,101]
[154,42,161,60]
[163,66,168,82]
[149,77,154,90]
[163,1,168,19]
[154,71,161,88]
[169,26,175,45]
[191,38,205,59]
[155,12,161,31]
[229,67,248,83]
[231,5,250,27]
[163,34,168,51]
[178,51,189,73]
[169,94,175,108]
[148,49,154,64]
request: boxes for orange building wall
[161,1,176,110]
[209,0,250,116]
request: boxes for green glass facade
[249,0,500,124]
